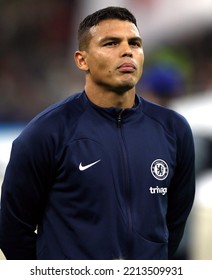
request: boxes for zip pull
[117,109,124,128]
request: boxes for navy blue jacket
[0,92,195,259]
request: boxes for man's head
[74,6,144,103]
[78,6,138,51]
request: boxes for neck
[84,84,136,109]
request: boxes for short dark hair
[78,6,137,50]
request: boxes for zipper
[116,110,133,258]
[117,110,122,128]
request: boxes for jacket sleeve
[0,123,55,259]
[166,118,195,259]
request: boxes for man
[0,6,195,260]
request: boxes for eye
[103,41,118,47]
[130,41,142,47]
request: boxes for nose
[120,42,133,57]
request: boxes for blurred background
[0,0,212,260]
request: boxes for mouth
[117,62,136,73]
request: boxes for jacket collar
[81,90,142,118]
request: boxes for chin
[115,85,135,94]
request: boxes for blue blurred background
[1,0,212,260]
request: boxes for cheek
[89,50,114,69]
[88,58,113,75]
[141,53,145,69]
[138,55,144,75]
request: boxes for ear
[74,50,89,71]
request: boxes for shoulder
[140,97,192,136]
[30,92,84,124]
[14,92,85,146]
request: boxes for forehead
[89,19,141,40]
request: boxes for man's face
[83,19,144,92]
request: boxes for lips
[118,62,136,72]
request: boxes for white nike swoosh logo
[79,159,101,171]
